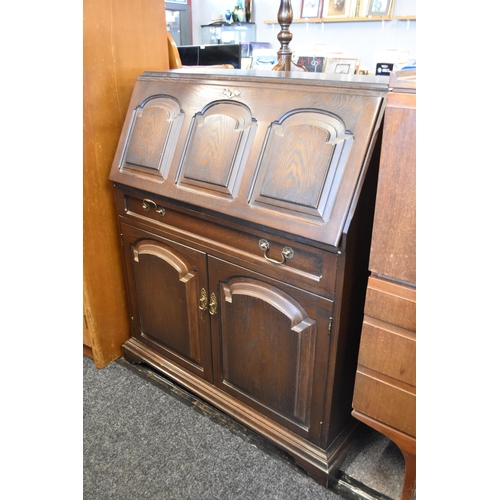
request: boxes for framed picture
[367,0,392,17]
[324,57,360,75]
[353,0,370,17]
[323,0,351,19]
[300,0,323,19]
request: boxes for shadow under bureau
[108,69,389,486]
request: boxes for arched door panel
[208,256,333,442]
[121,223,212,381]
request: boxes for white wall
[191,0,416,71]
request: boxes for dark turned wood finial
[273,0,306,72]
[276,0,293,70]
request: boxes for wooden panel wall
[83,0,170,368]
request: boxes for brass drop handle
[258,239,294,265]
[142,198,166,217]
[200,289,217,315]
[209,293,217,316]
[199,288,208,312]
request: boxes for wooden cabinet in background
[352,71,416,500]
[83,0,170,368]
[109,69,389,485]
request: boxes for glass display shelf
[201,22,256,45]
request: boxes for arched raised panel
[130,239,202,365]
[119,95,184,179]
[219,278,316,429]
[176,100,257,198]
[249,109,353,224]
[132,240,196,283]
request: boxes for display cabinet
[109,69,389,486]
[201,22,256,45]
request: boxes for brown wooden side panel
[176,101,256,198]
[121,223,213,382]
[83,284,95,354]
[364,276,416,331]
[208,256,333,442]
[369,92,416,284]
[352,371,415,437]
[357,316,415,386]
[83,0,169,368]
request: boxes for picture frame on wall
[353,0,370,17]
[367,0,392,17]
[300,0,323,19]
[323,0,351,19]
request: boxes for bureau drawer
[115,187,338,298]
[352,370,415,437]
[357,316,415,386]
[353,274,416,437]
[364,276,415,331]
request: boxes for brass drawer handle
[258,239,294,265]
[142,198,166,217]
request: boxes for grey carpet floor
[83,355,408,500]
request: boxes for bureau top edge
[139,69,391,92]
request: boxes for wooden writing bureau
[108,69,389,485]
[352,71,416,500]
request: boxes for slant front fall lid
[109,70,388,247]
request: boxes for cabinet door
[121,223,213,382]
[208,256,333,443]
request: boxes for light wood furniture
[166,30,184,70]
[352,71,416,500]
[166,31,234,70]
[109,68,390,485]
[83,0,170,368]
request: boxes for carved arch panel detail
[131,239,202,365]
[249,109,354,224]
[119,95,184,179]
[176,100,257,199]
[218,278,317,428]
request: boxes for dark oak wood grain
[109,70,388,248]
[111,70,388,486]
[208,256,332,441]
[121,223,213,382]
